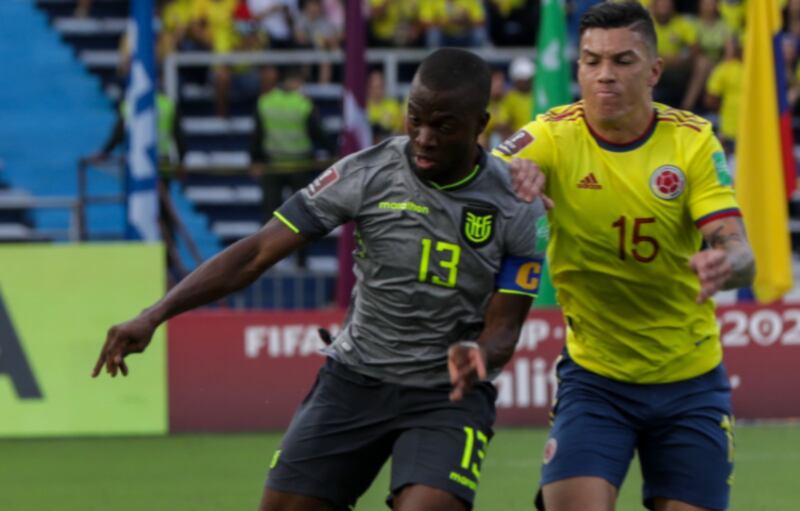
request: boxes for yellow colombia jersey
[493,102,741,384]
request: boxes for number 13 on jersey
[419,238,462,288]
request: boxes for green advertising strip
[0,243,167,437]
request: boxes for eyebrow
[581,49,638,59]
[407,104,459,121]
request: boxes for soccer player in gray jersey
[92,48,546,511]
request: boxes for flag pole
[335,0,369,307]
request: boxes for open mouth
[414,154,437,170]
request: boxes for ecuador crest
[462,203,496,248]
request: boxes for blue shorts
[537,353,734,511]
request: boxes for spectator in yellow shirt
[650,0,698,107]
[480,69,508,149]
[161,0,195,53]
[705,36,742,154]
[495,57,534,141]
[366,69,404,143]
[681,0,732,110]
[719,0,745,35]
[419,0,487,47]
[367,0,422,47]
[200,1,266,117]
[189,0,238,53]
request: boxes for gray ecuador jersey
[277,136,545,387]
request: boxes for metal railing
[77,156,204,280]
[76,156,125,240]
[163,47,538,102]
[0,193,81,241]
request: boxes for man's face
[577,27,661,124]
[490,71,506,100]
[405,79,486,180]
[368,71,385,100]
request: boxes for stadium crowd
[90,0,800,152]
[81,0,800,257]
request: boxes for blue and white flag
[125,0,159,241]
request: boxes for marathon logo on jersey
[496,130,534,156]
[650,165,686,200]
[307,167,339,197]
[462,203,497,248]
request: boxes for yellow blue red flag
[736,0,795,302]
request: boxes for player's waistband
[557,349,730,394]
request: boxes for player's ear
[649,56,664,89]
[476,111,490,137]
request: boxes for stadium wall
[168,304,800,433]
[0,244,167,437]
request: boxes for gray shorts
[266,357,497,510]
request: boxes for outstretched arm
[448,293,532,400]
[691,216,755,303]
[92,218,307,377]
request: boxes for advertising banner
[0,244,167,437]
[168,304,800,432]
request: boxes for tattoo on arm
[705,218,755,289]
[707,225,743,250]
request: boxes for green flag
[532,0,571,307]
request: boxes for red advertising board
[168,304,800,432]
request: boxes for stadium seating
[29,0,341,308]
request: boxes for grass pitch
[0,424,797,510]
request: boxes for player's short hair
[415,48,491,114]
[579,1,658,56]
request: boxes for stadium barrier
[168,303,800,432]
[162,47,543,104]
[0,244,167,437]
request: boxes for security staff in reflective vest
[250,67,330,219]
[91,92,186,176]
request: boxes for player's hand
[689,248,731,303]
[448,341,487,402]
[92,314,158,378]
[509,158,554,209]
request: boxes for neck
[585,104,655,144]
[429,146,481,188]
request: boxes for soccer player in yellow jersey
[494,2,754,511]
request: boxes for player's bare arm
[92,219,307,377]
[691,216,755,303]
[448,293,532,400]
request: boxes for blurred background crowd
[5,0,800,307]
[76,0,800,151]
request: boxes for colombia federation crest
[650,165,686,200]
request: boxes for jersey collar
[586,110,658,152]
[405,143,487,192]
